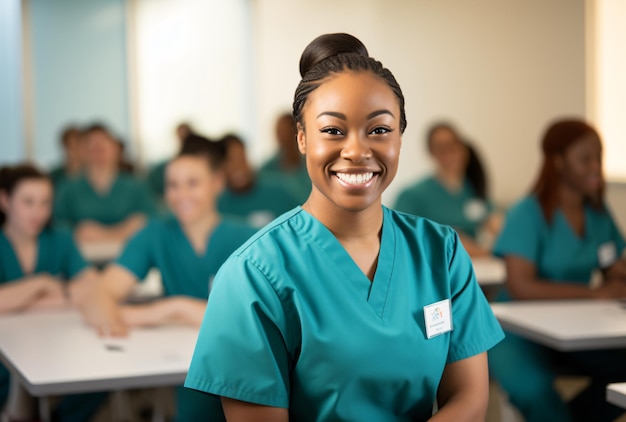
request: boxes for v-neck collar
[173,218,221,259]
[0,230,42,278]
[295,206,396,319]
[555,206,588,242]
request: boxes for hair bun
[299,33,369,78]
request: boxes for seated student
[258,112,311,202]
[146,122,195,199]
[79,135,256,422]
[217,133,301,228]
[54,123,156,244]
[0,164,104,422]
[489,118,626,422]
[394,122,501,256]
[48,125,85,189]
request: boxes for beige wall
[607,183,626,235]
[251,0,586,207]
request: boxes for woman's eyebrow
[316,110,396,120]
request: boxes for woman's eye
[370,127,391,135]
[320,127,343,136]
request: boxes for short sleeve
[493,199,543,264]
[115,224,155,281]
[133,182,157,216]
[445,228,504,363]
[185,255,292,408]
[60,231,88,279]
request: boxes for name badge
[464,199,487,222]
[598,242,617,268]
[424,299,453,339]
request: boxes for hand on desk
[79,294,129,337]
[121,296,206,328]
[593,277,626,300]
[27,274,70,310]
[605,259,626,282]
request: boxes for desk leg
[112,390,132,422]
[151,388,168,422]
[38,397,51,422]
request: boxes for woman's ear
[297,123,306,155]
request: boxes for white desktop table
[491,300,626,351]
[78,241,124,264]
[0,309,198,421]
[607,383,626,409]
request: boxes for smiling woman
[184,33,504,422]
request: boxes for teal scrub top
[217,176,302,228]
[394,176,493,238]
[54,174,156,226]
[116,216,257,299]
[185,206,504,421]
[493,196,626,300]
[258,153,311,203]
[0,227,88,407]
[48,166,79,190]
[146,160,168,198]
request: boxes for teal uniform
[185,206,504,421]
[54,174,156,227]
[258,153,311,203]
[48,166,80,191]
[146,160,168,198]
[116,216,257,421]
[394,176,493,238]
[218,176,302,228]
[490,196,626,422]
[0,228,106,421]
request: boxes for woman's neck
[180,212,220,254]
[558,183,584,211]
[436,169,463,191]
[87,166,117,192]
[2,223,37,248]
[302,196,383,243]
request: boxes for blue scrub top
[217,176,302,228]
[54,174,156,226]
[493,196,626,300]
[0,227,88,408]
[185,206,504,421]
[394,176,493,238]
[116,216,257,299]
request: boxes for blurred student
[146,122,195,199]
[54,123,156,244]
[258,113,311,202]
[79,135,256,421]
[0,164,103,422]
[489,119,626,422]
[217,133,301,228]
[48,126,85,189]
[394,122,501,256]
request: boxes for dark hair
[60,125,81,147]
[178,134,227,170]
[293,33,407,133]
[0,164,51,226]
[531,118,604,222]
[426,122,488,200]
[83,122,113,138]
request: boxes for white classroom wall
[251,0,586,207]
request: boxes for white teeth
[335,172,374,185]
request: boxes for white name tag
[464,199,487,222]
[598,242,617,268]
[424,299,453,339]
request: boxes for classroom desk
[607,383,626,409]
[0,309,197,422]
[78,240,124,264]
[472,256,505,286]
[491,300,626,351]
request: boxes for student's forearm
[457,233,490,258]
[0,276,58,313]
[429,395,486,422]
[121,297,206,327]
[109,214,147,241]
[509,278,605,300]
